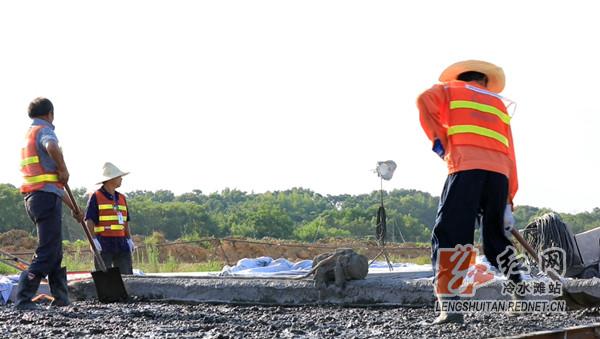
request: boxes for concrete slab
[66,273,518,307]
[68,270,600,307]
[70,272,436,306]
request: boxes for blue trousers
[431,169,521,283]
[24,191,64,277]
[94,251,133,275]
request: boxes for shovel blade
[91,267,128,303]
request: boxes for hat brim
[439,60,505,93]
[96,172,129,185]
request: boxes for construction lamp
[375,160,397,181]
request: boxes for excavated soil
[2,300,600,338]
[1,229,430,267]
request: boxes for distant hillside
[1,183,598,242]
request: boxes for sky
[1,1,599,213]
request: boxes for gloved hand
[503,204,515,237]
[92,237,102,251]
[432,139,445,159]
[127,238,136,253]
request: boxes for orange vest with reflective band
[444,81,511,154]
[95,191,128,237]
[20,125,64,193]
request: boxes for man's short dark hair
[28,97,54,118]
[457,71,488,84]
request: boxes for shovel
[65,184,128,303]
[511,228,600,308]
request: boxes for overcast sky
[1,1,598,213]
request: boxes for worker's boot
[48,267,70,307]
[506,275,526,317]
[14,270,42,311]
[505,292,525,317]
[429,296,464,325]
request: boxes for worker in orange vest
[417,60,522,324]
[16,97,83,310]
[85,162,134,275]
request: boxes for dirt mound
[0,229,429,268]
[214,237,429,265]
[163,244,208,262]
[0,229,37,252]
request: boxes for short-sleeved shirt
[85,187,131,253]
[29,118,63,197]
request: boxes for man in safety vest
[417,60,521,324]
[85,162,134,275]
[16,97,83,310]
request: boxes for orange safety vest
[94,191,128,237]
[443,81,511,154]
[20,125,64,193]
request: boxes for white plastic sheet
[219,256,433,277]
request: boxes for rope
[376,206,386,246]
[375,178,387,246]
[522,212,583,276]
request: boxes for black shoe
[14,271,42,311]
[49,267,70,307]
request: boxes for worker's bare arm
[45,141,69,184]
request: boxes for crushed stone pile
[2,300,600,338]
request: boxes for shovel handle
[511,228,538,260]
[511,228,564,282]
[64,184,107,272]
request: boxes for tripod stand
[368,178,394,271]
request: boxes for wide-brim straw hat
[96,162,130,184]
[439,60,505,93]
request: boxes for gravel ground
[2,300,600,338]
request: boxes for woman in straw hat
[417,60,521,324]
[84,162,134,275]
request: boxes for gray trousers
[94,251,133,275]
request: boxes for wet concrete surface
[70,275,437,307]
[2,299,600,338]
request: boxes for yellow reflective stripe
[448,125,509,147]
[23,174,59,184]
[98,204,127,211]
[99,215,120,221]
[94,225,125,233]
[450,100,511,125]
[21,156,40,167]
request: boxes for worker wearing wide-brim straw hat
[417,60,521,324]
[84,162,135,275]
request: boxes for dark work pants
[431,169,521,285]
[24,191,64,278]
[95,251,133,275]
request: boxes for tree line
[1,183,599,243]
